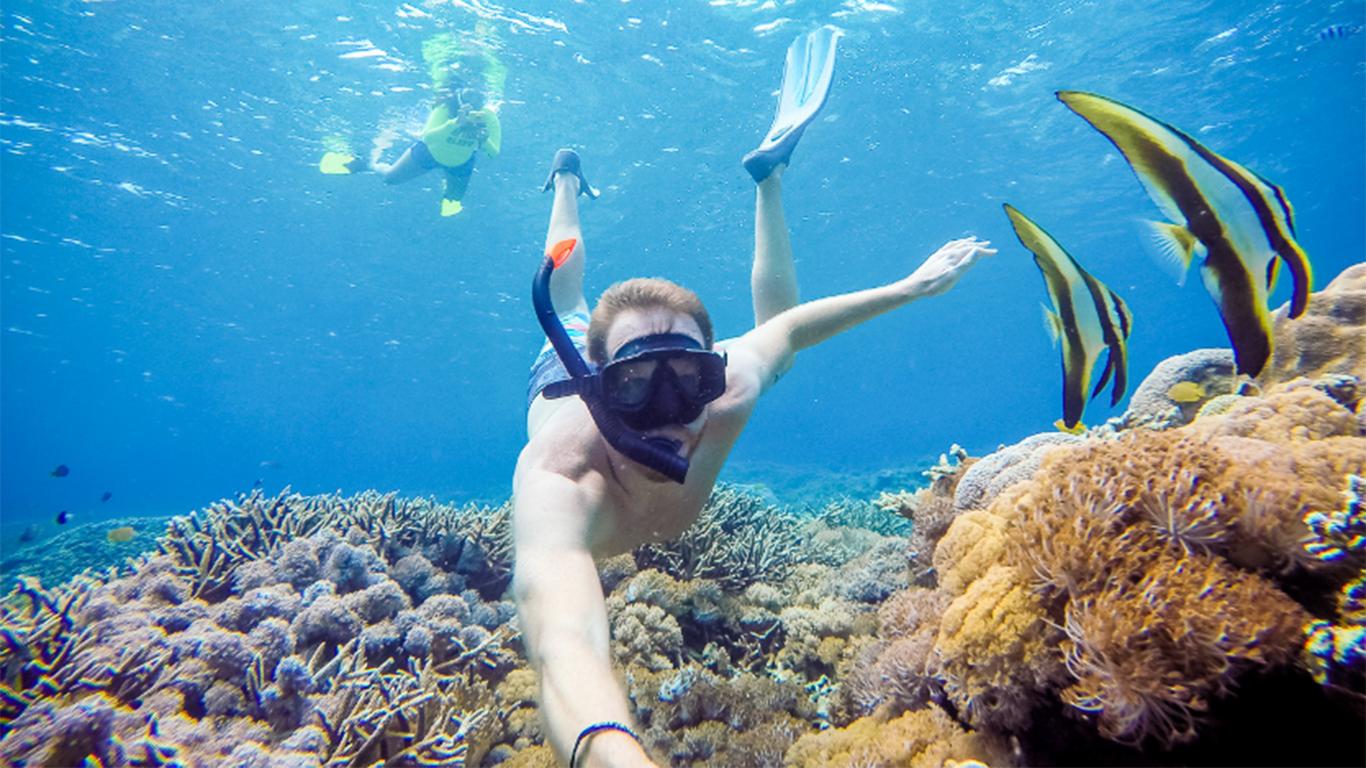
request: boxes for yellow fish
[1057,91,1312,377]
[1167,381,1207,403]
[106,526,137,543]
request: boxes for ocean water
[2,0,1363,531]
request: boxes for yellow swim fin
[319,151,357,175]
[441,199,464,217]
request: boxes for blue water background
[3,0,1363,539]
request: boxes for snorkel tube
[533,239,690,484]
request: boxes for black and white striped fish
[1318,24,1362,42]
[1057,90,1312,378]
[1004,204,1133,431]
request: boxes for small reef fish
[1167,381,1207,403]
[50,464,70,478]
[1318,24,1362,42]
[100,491,113,503]
[1004,204,1133,431]
[106,526,137,543]
[17,524,40,544]
[56,510,70,525]
[1057,90,1312,378]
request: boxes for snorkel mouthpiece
[533,240,690,484]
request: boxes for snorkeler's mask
[599,333,726,431]
[532,239,726,484]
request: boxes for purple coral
[322,542,383,594]
[343,578,409,624]
[291,595,362,648]
[277,538,322,590]
[249,617,294,675]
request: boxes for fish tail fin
[1143,220,1198,286]
[1054,418,1086,435]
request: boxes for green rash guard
[421,104,502,168]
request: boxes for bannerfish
[50,464,70,478]
[100,491,113,503]
[1056,90,1311,378]
[1004,204,1133,431]
[1167,381,1207,403]
[56,510,70,525]
[106,526,137,543]
[1318,24,1362,42]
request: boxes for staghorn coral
[0,489,526,766]
[633,485,806,593]
[625,663,816,767]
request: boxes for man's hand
[901,236,996,298]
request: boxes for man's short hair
[587,278,713,365]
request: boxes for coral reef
[4,265,1363,768]
[844,269,1366,764]
[785,704,1010,768]
[953,432,1081,511]
[1259,262,1366,389]
[1117,348,1236,430]
[0,489,520,766]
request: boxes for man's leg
[374,142,436,185]
[751,167,799,326]
[545,168,588,316]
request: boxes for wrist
[573,723,647,767]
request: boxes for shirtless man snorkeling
[512,27,995,768]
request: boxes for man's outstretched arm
[725,237,995,392]
[512,470,658,768]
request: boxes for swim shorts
[528,308,593,407]
[405,141,475,202]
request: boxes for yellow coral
[785,705,1011,768]
[1190,387,1357,443]
[933,563,1056,730]
[933,503,1012,597]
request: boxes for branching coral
[633,485,805,593]
[0,489,527,766]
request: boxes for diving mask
[601,333,726,430]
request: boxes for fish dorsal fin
[1144,220,1198,286]
[1041,304,1062,347]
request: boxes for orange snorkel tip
[548,238,578,268]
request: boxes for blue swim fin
[742,25,843,183]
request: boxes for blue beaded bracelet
[571,721,641,768]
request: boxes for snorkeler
[321,85,501,217]
[321,30,506,217]
[511,26,996,768]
